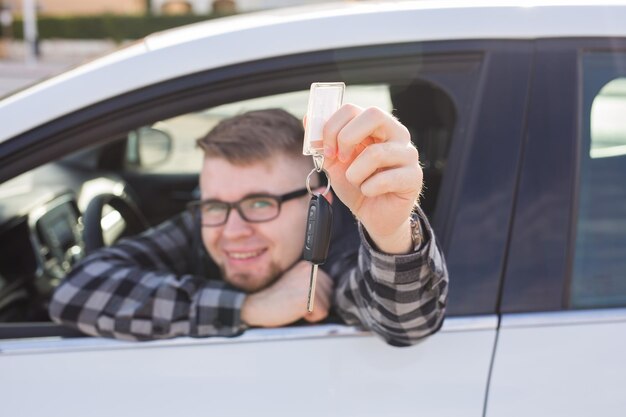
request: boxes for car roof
[2,0,626,142]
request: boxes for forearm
[49,253,246,340]
[333,209,448,347]
[48,212,247,340]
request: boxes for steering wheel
[82,193,150,255]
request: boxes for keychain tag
[303,82,345,157]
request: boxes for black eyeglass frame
[187,187,310,227]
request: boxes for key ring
[312,154,325,173]
[306,167,331,196]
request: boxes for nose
[221,208,254,239]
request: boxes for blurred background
[0,0,346,96]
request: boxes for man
[49,105,448,347]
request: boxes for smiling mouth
[225,249,267,260]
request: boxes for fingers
[360,166,422,199]
[323,105,411,163]
[345,141,419,190]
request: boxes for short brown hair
[196,108,304,164]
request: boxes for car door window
[571,52,626,308]
[1,45,493,335]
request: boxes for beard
[219,261,284,293]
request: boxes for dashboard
[30,195,84,282]
[0,161,135,322]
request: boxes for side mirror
[127,127,173,168]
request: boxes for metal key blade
[307,264,318,312]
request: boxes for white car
[1,1,626,416]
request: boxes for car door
[0,40,531,417]
[487,39,626,416]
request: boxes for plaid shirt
[49,207,448,347]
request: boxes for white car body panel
[1,319,497,417]
[2,1,626,142]
[487,309,626,416]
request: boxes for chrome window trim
[440,314,498,332]
[0,315,497,355]
[501,307,626,329]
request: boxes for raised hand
[321,105,422,254]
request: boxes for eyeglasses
[188,188,309,227]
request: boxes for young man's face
[199,154,312,293]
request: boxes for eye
[250,198,275,209]
[202,202,227,214]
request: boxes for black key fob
[303,193,333,265]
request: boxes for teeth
[228,250,263,259]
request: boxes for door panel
[0,320,496,417]
[487,310,626,417]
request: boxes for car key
[303,192,333,312]
[302,81,341,312]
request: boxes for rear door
[487,39,626,417]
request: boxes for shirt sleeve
[48,212,246,341]
[331,206,449,347]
